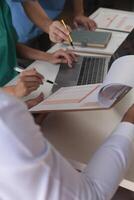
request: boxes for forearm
[16,43,50,62]
[73,0,84,16]
[82,122,134,200]
[22,1,52,33]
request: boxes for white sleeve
[81,122,134,200]
[0,92,134,200]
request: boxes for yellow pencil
[61,19,74,49]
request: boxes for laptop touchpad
[52,56,83,92]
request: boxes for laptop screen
[108,29,134,68]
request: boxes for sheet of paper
[90,8,134,32]
[97,55,134,107]
[44,85,99,104]
[99,85,130,107]
[64,30,128,55]
[30,84,102,112]
[102,55,134,87]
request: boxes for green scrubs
[0,0,18,86]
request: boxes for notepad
[66,30,112,48]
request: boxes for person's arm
[22,1,69,43]
[16,43,77,67]
[82,121,134,199]
[0,89,134,200]
[22,1,52,34]
[73,0,97,30]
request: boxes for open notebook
[30,55,134,113]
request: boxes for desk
[42,89,134,183]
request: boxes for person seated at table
[1,0,76,108]
[6,0,97,50]
[0,90,134,200]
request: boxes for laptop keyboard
[77,56,107,85]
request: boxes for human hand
[46,49,77,67]
[73,15,97,30]
[122,104,134,124]
[26,92,44,109]
[14,68,44,98]
[49,20,71,43]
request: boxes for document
[91,8,134,33]
[30,55,134,113]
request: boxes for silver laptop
[52,56,110,92]
[52,29,134,92]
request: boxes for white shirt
[0,91,134,200]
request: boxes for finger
[52,57,73,68]
[26,93,44,109]
[22,81,41,89]
[20,68,44,82]
[67,25,72,32]
[20,76,43,84]
[56,51,73,64]
[56,58,73,68]
[87,20,96,30]
[27,85,40,93]
[83,21,90,30]
[66,50,78,62]
[54,21,70,35]
[88,18,97,29]
[52,58,67,65]
[52,28,69,42]
[51,34,64,43]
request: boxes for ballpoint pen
[14,67,58,86]
[61,19,75,49]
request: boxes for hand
[14,68,44,98]
[122,104,134,124]
[46,49,77,67]
[49,20,71,43]
[73,15,97,30]
[26,92,44,109]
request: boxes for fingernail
[68,63,72,68]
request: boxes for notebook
[66,30,112,48]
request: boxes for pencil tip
[71,42,75,49]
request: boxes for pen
[61,19,75,49]
[14,67,58,86]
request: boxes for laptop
[53,29,134,92]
